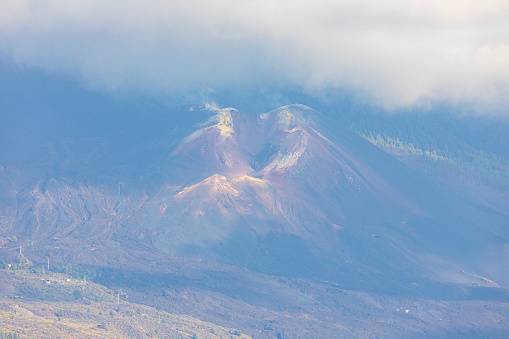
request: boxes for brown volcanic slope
[123,104,508,288]
[1,104,509,337]
[2,104,508,286]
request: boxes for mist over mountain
[2,0,509,335]
[2,1,509,113]
[1,64,509,337]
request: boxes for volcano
[2,104,509,337]
[116,104,507,289]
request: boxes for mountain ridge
[3,104,507,285]
[1,103,509,337]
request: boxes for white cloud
[1,0,508,111]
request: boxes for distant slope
[326,108,509,213]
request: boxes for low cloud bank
[1,0,508,112]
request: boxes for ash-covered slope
[1,104,509,292]
[124,104,508,289]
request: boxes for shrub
[73,289,82,300]
[230,329,242,336]
[0,330,20,339]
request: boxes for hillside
[323,107,509,213]
[0,263,249,339]
[1,103,508,338]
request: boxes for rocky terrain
[1,104,509,338]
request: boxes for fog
[1,0,508,112]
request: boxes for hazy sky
[1,0,508,112]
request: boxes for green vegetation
[325,107,509,209]
[360,133,451,163]
[0,255,28,271]
[52,263,97,281]
[0,265,251,338]
[73,290,83,300]
[361,131,509,191]
[0,331,20,339]
[231,329,242,336]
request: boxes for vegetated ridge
[0,256,249,339]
